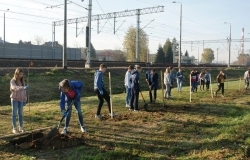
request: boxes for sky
[0,0,250,63]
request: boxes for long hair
[59,79,71,89]
[13,68,25,86]
[165,68,170,74]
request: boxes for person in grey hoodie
[204,70,211,90]
[10,68,29,134]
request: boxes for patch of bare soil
[7,131,85,150]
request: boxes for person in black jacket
[129,65,142,112]
[149,69,158,103]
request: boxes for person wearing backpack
[129,65,142,112]
[59,79,86,135]
[10,68,29,134]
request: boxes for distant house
[19,40,31,45]
[43,41,62,47]
[96,50,114,61]
[174,55,196,64]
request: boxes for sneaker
[221,95,224,97]
[129,108,134,111]
[19,127,25,133]
[80,126,86,133]
[126,104,130,108]
[134,109,140,112]
[109,112,118,117]
[12,128,18,134]
[95,114,102,119]
[61,127,67,135]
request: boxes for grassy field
[1,67,250,159]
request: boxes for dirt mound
[8,131,85,150]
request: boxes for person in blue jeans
[10,68,29,134]
[59,79,86,135]
[149,69,158,103]
[176,68,184,92]
[124,65,134,107]
[190,70,197,93]
[130,65,142,112]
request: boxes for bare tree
[32,35,44,45]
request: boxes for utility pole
[63,0,67,69]
[3,12,5,58]
[197,46,199,65]
[136,9,140,62]
[85,0,92,68]
[229,24,231,67]
[217,47,220,64]
[179,3,182,68]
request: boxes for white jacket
[244,71,249,80]
[124,71,132,88]
[164,73,171,85]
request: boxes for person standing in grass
[169,66,175,98]
[214,71,226,97]
[199,70,205,90]
[59,79,86,135]
[244,69,250,90]
[149,69,159,103]
[176,68,184,93]
[195,70,200,92]
[124,65,134,107]
[129,65,142,112]
[164,68,171,99]
[190,70,197,93]
[204,70,211,91]
[94,64,117,118]
[10,68,29,134]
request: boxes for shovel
[139,91,148,111]
[46,108,70,139]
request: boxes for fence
[0,43,81,60]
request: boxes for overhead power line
[53,5,164,26]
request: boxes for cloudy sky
[0,0,250,63]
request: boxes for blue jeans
[191,82,197,92]
[125,86,131,105]
[65,100,84,128]
[177,79,182,91]
[11,100,24,128]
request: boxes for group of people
[9,65,250,135]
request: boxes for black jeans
[169,81,173,96]
[130,88,139,110]
[149,86,157,102]
[216,83,224,95]
[94,88,111,115]
[206,81,210,90]
[200,80,205,90]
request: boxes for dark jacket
[94,70,104,91]
[176,71,183,81]
[130,70,140,90]
[60,80,83,110]
[191,73,197,82]
[150,72,159,88]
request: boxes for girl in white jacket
[164,68,171,98]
